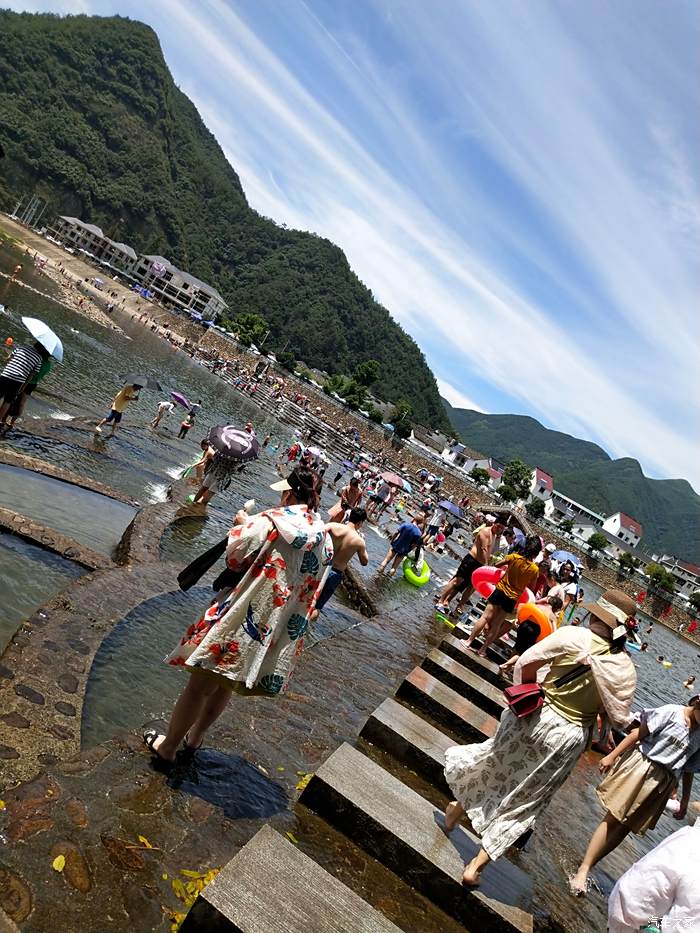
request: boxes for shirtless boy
[435,520,505,615]
[312,507,369,619]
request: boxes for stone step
[179,824,403,933]
[361,697,452,790]
[440,633,505,688]
[422,647,506,718]
[397,667,498,742]
[453,622,511,663]
[300,743,533,933]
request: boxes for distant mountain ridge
[0,10,448,430]
[443,400,700,563]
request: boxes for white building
[441,441,470,469]
[54,216,138,274]
[529,467,554,501]
[656,556,700,598]
[131,255,227,320]
[52,216,227,319]
[549,490,605,528]
[602,512,643,548]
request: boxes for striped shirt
[1,345,43,383]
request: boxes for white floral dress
[166,504,333,695]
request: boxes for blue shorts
[105,409,123,423]
[315,568,344,612]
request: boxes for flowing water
[1,241,699,931]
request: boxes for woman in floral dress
[443,589,638,886]
[144,466,333,764]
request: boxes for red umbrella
[381,472,405,488]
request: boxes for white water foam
[50,412,74,421]
[166,465,187,479]
[368,524,387,538]
[146,482,169,503]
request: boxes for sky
[9,0,700,489]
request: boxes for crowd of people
[3,255,698,930]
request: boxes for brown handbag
[504,664,590,718]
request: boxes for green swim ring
[403,556,431,587]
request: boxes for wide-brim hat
[582,589,637,628]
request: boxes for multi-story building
[602,512,643,548]
[529,467,554,502]
[54,216,138,274]
[656,556,700,598]
[548,490,605,528]
[51,216,227,319]
[131,255,227,320]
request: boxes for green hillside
[0,10,448,429]
[444,401,700,562]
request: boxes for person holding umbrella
[191,425,260,506]
[0,317,62,430]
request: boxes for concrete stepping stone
[179,824,403,933]
[300,743,533,933]
[440,633,505,688]
[422,647,506,718]
[361,697,452,790]
[397,667,498,742]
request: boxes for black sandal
[143,729,176,767]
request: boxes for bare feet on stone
[444,800,463,833]
[462,859,483,887]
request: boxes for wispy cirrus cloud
[8,0,700,489]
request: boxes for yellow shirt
[495,553,539,600]
[541,634,612,726]
[111,386,137,413]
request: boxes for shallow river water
[1,242,698,932]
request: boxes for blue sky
[11,0,700,489]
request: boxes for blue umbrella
[341,459,356,470]
[551,549,582,567]
[438,500,463,518]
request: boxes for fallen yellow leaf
[138,835,153,849]
[0,800,5,810]
[285,831,299,844]
[180,869,204,878]
[162,873,168,880]
[276,766,285,772]
[295,772,313,791]
[52,854,66,873]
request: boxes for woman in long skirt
[444,590,638,885]
[144,466,333,764]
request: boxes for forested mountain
[444,401,700,562]
[0,11,448,429]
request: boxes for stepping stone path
[180,825,403,933]
[300,743,533,933]
[422,646,506,718]
[397,667,498,741]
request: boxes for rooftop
[615,512,643,536]
[534,467,554,491]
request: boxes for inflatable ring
[626,641,641,652]
[516,603,553,641]
[516,587,535,607]
[662,660,673,668]
[471,565,503,598]
[403,557,431,587]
